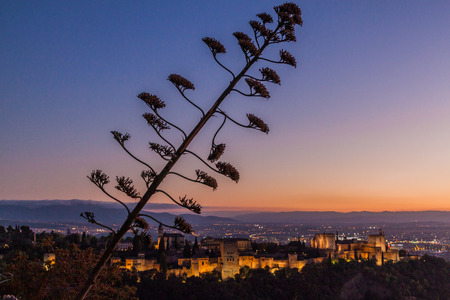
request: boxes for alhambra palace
[112,227,400,279]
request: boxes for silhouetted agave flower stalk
[168,74,195,91]
[257,12,273,24]
[149,142,174,160]
[245,78,270,98]
[194,170,219,190]
[202,37,226,54]
[216,161,240,183]
[137,92,166,110]
[208,143,226,162]
[179,195,202,214]
[142,113,170,132]
[140,169,156,188]
[115,176,140,199]
[260,67,281,84]
[247,113,270,134]
[77,3,302,299]
[280,49,297,67]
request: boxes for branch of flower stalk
[184,150,222,175]
[148,123,177,151]
[211,114,227,148]
[168,171,217,190]
[244,52,250,64]
[156,189,201,214]
[167,171,194,182]
[252,29,261,49]
[153,109,187,139]
[138,213,178,230]
[217,110,252,130]
[258,57,285,64]
[156,189,186,209]
[244,74,277,83]
[80,213,116,235]
[98,186,131,215]
[236,45,251,64]
[231,89,265,98]
[116,142,156,175]
[141,169,157,188]
[269,38,293,45]
[149,143,174,161]
[175,86,205,117]
[154,152,171,161]
[115,176,141,200]
[139,213,194,234]
[243,74,261,81]
[213,54,236,80]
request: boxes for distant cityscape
[1,202,449,298]
[1,200,449,263]
[9,220,449,262]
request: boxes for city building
[156,224,185,250]
[111,230,400,279]
[312,229,399,265]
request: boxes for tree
[77,3,302,299]
[192,237,199,256]
[132,233,143,254]
[1,246,136,299]
[89,236,98,249]
[80,232,89,250]
[183,241,192,258]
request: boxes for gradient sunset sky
[1,1,450,212]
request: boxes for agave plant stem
[76,26,279,300]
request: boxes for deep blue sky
[1,1,450,211]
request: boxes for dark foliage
[135,256,450,300]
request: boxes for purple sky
[1,1,450,212]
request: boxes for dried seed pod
[149,143,174,159]
[133,217,150,231]
[256,12,273,24]
[168,74,195,91]
[216,161,240,183]
[195,170,218,190]
[245,78,270,98]
[280,49,297,67]
[208,143,226,162]
[174,216,194,234]
[233,32,258,56]
[87,170,110,188]
[274,3,302,26]
[202,37,226,54]
[260,67,281,84]
[247,113,270,134]
[141,169,157,187]
[179,195,201,214]
[111,131,131,146]
[249,20,268,36]
[115,176,140,199]
[137,93,166,110]
[143,113,170,131]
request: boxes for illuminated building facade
[113,230,400,278]
[312,229,399,265]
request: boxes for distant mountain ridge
[0,200,237,226]
[1,200,448,225]
[234,210,450,224]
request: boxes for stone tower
[311,233,336,250]
[368,229,386,252]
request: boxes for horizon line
[1,199,449,213]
